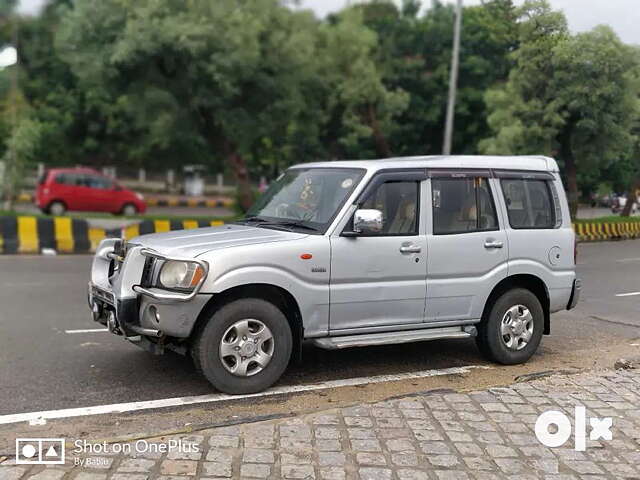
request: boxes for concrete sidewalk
[1,368,639,480]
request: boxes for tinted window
[55,173,82,186]
[38,170,49,185]
[360,181,419,235]
[85,175,113,190]
[501,179,555,229]
[432,178,498,235]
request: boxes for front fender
[198,237,331,337]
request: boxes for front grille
[108,240,128,283]
[140,256,155,287]
[92,285,115,306]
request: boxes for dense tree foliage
[0,0,638,213]
[481,0,640,216]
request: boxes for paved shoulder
[3,368,639,479]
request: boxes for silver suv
[88,156,580,394]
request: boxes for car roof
[290,155,559,173]
[48,167,102,174]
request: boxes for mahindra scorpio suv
[88,156,580,394]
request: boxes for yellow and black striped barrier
[13,192,234,208]
[2,215,637,253]
[146,197,234,208]
[0,217,226,254]
[16,192,34,203]
[0,216,95,254]
[573,221,640,242]
[121,219,225,241]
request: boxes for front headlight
[159,261,206,289]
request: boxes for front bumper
[87,240,211,341]
[88,281,150,337]
[567,278,581,310]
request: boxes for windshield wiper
[266,220,319,232]
[236,216,269,224]
[238,217,318,232]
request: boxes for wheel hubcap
[500,304,534,351]
[219,319,274,377]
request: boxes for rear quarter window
[501,179,559,229]
[38,170,49,185]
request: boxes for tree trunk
[621,177,640,217]
[222,139,254,213]
[559,125,578,219]
[2,181,14,211]
[366,104,392,158]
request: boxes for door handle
[484,240,504,249]
[399,244,422,254]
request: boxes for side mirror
[352,209,383,235]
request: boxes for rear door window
[86,175,113,190]
[501,179,556,229]
[432,177,498,235]
[55,173,80,185]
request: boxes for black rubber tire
[120,203,138,216]
[48,201,66,216]
[192,298,292,394]
[476,288,544,365]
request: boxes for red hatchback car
[36,168,147,216]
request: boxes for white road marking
[0,365,490,425]
[616,257,640,263]
[615,292,640,297]
[64,328,109,334]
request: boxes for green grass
[573,215,640,224]
[0,210,239,222]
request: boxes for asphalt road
[0,240,639,420]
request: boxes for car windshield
[242,168,365,234]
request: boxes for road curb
[146,197,234,208]
[573,221,640,242]
[14,193,233,208]
[0,216,225,254]
[1,216,637,254]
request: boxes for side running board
[312,326,477,350]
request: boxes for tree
[356,0,517,157]
[481,0,640,217]
[57,0,323,211]
[320,7,409,159]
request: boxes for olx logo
[535,406,612,451]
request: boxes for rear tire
[476,288,544,365]
[192,298,292,394]
[48,201,66,216]
[121,203,138,216]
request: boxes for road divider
[121,218,224,241]
[573,221,640,242]
[14,192,233,208]
[0,216,225,254]
[146,196,233,208]
[1,215,637,253]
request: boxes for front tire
[192,298,292,394]
[476,288,544,365]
